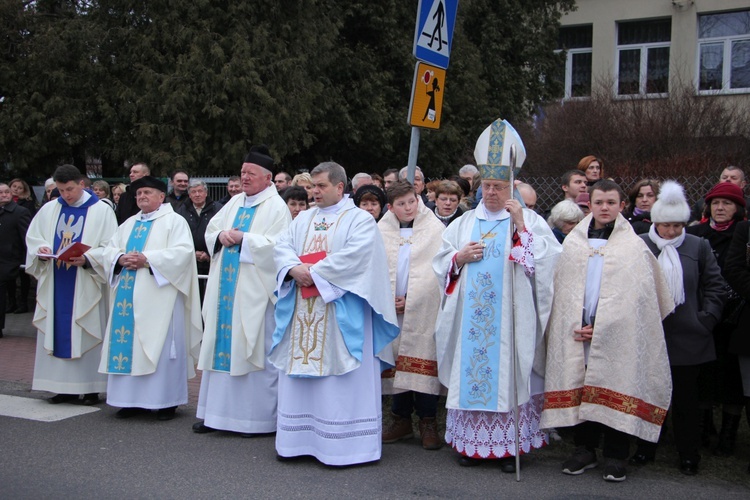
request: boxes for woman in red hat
[687,181,747,457]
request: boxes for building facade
[559,0,749,110]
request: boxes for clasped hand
[289,263,313,287]
[573,324,593,342]
[395,296,406,315]
[118,251,148,271]
[219,229,244,247]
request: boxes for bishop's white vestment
[433,201,561,459]
[26,192,117,394]
[196,186,290,433]
[271,196,399,466]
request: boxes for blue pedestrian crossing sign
[413,0,459,70]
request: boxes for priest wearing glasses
[432,119,561,472]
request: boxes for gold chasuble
[542,214,675,443]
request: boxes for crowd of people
[1,118,750,483]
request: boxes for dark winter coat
[723,221,750,356]
[166,190,188,210]
[686,222,736,274]
[0,201,32,280]
[641,233,726,365]
[176,198,221,274]
[115,187,139,225]
[625,210,652,235]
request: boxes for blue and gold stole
[52,195,98,358]
[213,206,256,371]
[107,220,154,373]
[458,217,509,410]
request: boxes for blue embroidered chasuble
[52,195,98,358]
[107,220,154,373]
[213,206,256,371]
[458,217,509,410]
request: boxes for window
[616,19,671,96]
[698,10,750,93]
[558,25,593,98]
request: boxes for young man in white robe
[25,164,118,405]
[271,161,400,466]
[90,176,202,421]
[433,120,561,472]
[542,180,674,482]
[193,146,290,436]
[378,180,446,449]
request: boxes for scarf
[633,207,647,217]
[709,218,735,232]
[434,206,457,224]
[648,223,685,306]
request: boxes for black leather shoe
[157,406,177,421]
[238,431,275,438]
[81,393,100,406]
[679,458,699,476]
[47,394,78,405]
[629,452,655,466]
[115,407,145,419]
[458,456,482,467]
[192,422,216,434]
[499,457,517,473]
[0,330,4,338]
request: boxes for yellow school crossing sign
[408,61,445,129]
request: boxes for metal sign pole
[406,127,420,184]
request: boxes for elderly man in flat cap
[91,175,202,421]
[192,145,290,437]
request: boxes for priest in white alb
[271,161,400,466]
[433,120,561,472]
[90,176,202,421]
[193,145,290,436]
[26,164,117,405]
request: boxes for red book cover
[38,242,91,262]
[299,251,327,299]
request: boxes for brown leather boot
[382,413,413,443]
[418,417,442,450]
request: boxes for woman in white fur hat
[632,180,726,475]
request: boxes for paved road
[1,313,749,498]
[1,379,748,499]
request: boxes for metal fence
[193,176,230,202]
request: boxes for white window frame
[561,47,593,100]
[615,40,670,98]
[697,28,750,95]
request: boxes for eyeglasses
[482,184,511,193]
